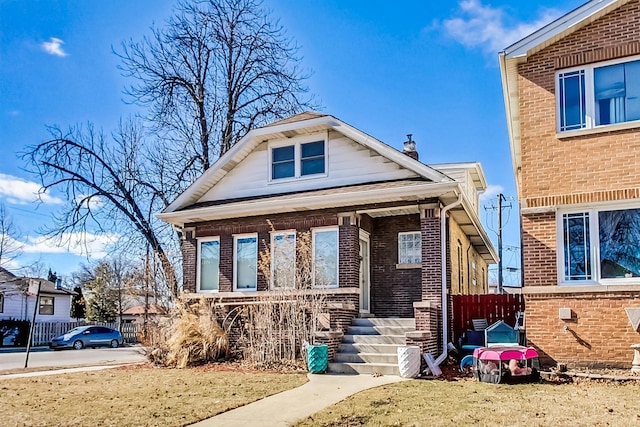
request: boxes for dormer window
[269,136,327,181]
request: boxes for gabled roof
[161,113,451,215]
[499,0,629,191]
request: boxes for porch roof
[160,178,497,263]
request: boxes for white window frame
[197,236,220,293]
[556,54,640,135]
[233,233,258,292]
[397,231,421,266]
[557,201,640,286]
[270,230,296,289]
[0,293,3,313]
[268,132,328,183]
[312,226,339,289]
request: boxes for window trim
[557,201,640,286]
[311,226,339,289]
[0,293,3,313]
[556,54,640,135]
[397,231,422,266]
[39,296,54,315]
[268,132,328,183]
[270,230,296,289]
[233,233,258,292]
[197,236,221,293]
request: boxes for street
[0,345,146,371]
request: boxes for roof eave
[158,181,460,226]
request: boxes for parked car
[49,326,123,350]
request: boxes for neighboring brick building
[500,0,640,368]
[159,112,496,359]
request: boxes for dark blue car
[50,326,123,350]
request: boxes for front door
[359,230,370,313]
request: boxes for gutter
[435,192,464,367]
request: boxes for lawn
[0,365,307,426]
[297,377,640,427]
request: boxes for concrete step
[342,334,406,345]
[338,343,403,354]
[352,318,416,328]
[329,362,400,376]
[347,325,413,336]
[334,352,398,364]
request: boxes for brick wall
[518,0,640,204]
[338,223,359,290]
[370,214,422,317]
[521,212,557,287]
[448,217,489,295]
[525,291,640,368]
[180,231,197,293]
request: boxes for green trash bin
[307,344,328,373]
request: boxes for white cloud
[41,37,68,57]
[480,184,504,202]
[443,0,561,54]
[22,232,119,258]
[74,195,104,210]
[0,174,64,205]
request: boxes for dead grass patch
[0,365,307,426]
[297,379,640,427]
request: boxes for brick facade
[370,214,422,318]
[512,1,640,367]
[449,217,488,295]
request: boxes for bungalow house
[159,112,497,370]
[0,267,77,323]
[500,0,640,367]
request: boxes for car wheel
[73,340,84,350]
[110,339,119,348]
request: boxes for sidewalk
[0,364,133,380]
[191,373,407,427]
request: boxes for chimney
[403,134,419,161]
[55,278,62,290]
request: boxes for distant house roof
[0,267,17,282]
[123,304,164,316]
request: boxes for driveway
[0,345,146,372]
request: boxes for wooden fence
[31,321,142,346]
[451,294,525,342]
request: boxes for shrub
[141,297,229,368]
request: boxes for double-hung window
[312,227,338,288]
[198,237,220,292]
[557,56,640,133]
[39,296,54,315]
[398,231,421,265]
[269,136,327,181]
[234,234,258,291]
[271,231,296,289]
[560,206,640,284]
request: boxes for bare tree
[117,0,315,194]
[0,204,24,269]
[23,120,179,297]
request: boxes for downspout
[435,192,464,366]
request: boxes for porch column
[337,212,359,291]
[412,206,442,353]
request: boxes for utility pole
[498,194,505,294]
[25,280,41,368]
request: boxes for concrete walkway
[191,373,407,427]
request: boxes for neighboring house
[121,304,165,323]
[0,267,77,323]
[500,0,640,367]
[159,112,497,359]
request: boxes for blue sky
[0,0,585,283]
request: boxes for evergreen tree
[70,286,86,320]
[47,268,58,284]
